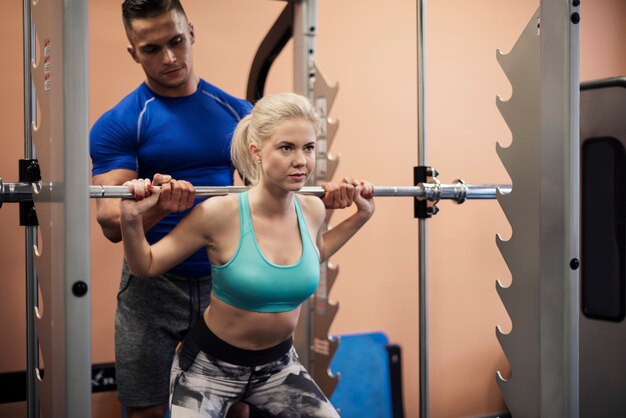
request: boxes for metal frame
[62,1,91,415]
[291,0,319,380]
[416,0,580,417]
[416,1,429,416]
[25,0,91,417]
[22,0,39,416]
[538,2,580,416]
[292,0,344,396]
[11,0,580,416]
[495,1,580,417]
[495,7,543,416]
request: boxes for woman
[120,92,375,417]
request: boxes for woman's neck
[248,184,294,217]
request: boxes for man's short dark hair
[122,0,187,31]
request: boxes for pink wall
[1,1,625,417]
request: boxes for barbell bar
[1,178,511,206]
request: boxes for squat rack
[0,0,580,417]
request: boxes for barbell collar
[0,179,33,204]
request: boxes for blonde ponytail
[230,114,258,185]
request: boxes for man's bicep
[90,114,139,175]
[92,169,138,186]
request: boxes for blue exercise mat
[329,332,394,418]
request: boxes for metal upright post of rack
[22,0,39,416]
[293,0,345,396]
[292,0,319,379]
[416,1,429,417]
[23,0,91,416]
[538,1,580,415]
[495,1,580,416]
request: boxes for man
[90,1,253,417]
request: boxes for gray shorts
[115,261,212,407]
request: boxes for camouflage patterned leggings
[169,320,340,418]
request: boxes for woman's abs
[204,296,301,350]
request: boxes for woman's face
[254,118,317,192]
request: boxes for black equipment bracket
[414,165,438,219]
[19,159,39,226]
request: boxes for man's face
[126,10,196,97]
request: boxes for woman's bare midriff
[204,294,301,351]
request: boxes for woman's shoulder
[297,194,326,224]
[192,194,238,223]
[191,194,240,236]
[199,193,239,214]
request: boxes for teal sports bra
[211,192,320,313]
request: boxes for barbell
[0,178,511,206]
